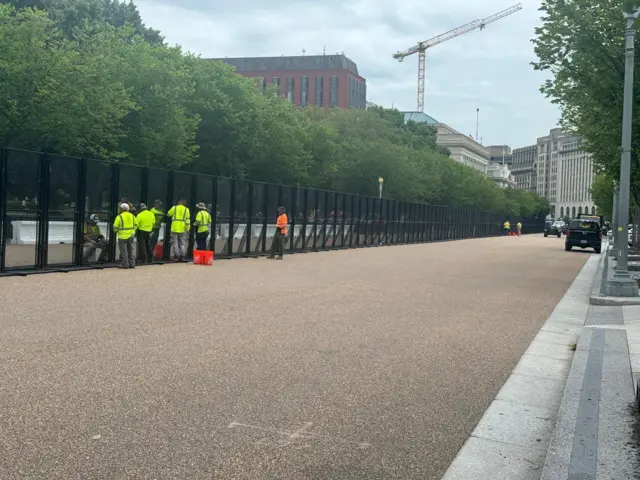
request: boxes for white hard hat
[120,203,130,211]
[89,214,99,223]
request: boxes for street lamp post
[605,7,640,296]
[610,181,620,257]
[378,177,384,199]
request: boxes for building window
[330,75,338,106]
[271,77,281,96]
[301,76,308,107]
[315,76,324,106]
[286,77,294,102]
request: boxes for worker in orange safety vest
[267,206,288,260]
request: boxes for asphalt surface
[0,235,588,479]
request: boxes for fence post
[246,182,253,256]
[0,147,7,272]
[290,185,298,252]
[209,176,217,252]
[141,167,149,205]
[74,158,87,266]
[228,178,236,257]
[187,174,197,259]
[163,170,174,260]
[261,184,268,253]
[36,153,51,269]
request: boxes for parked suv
[565,219,602,254]
[544,220,564,238]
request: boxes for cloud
[136,0,560,148]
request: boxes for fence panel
[4,150,41,269]
[47,154,79,266]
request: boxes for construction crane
[393,3,523,112]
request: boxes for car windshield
[569,220,599,230]
[552,221,564,226]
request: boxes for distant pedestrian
[517,222,522,236]
[113,203,137,269]
[268,206,288,260]
[503,220,511,236]
[193,202,212,251]
[135,203,155,264]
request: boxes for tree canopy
[0,1,549,218]
[532,0,640,214]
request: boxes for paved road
[0,235,588,479]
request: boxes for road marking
[228,421,371,449]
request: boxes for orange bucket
[193,250,214,265]
[153,241,164,259]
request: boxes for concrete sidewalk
[443,251,640,480]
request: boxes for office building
[511,144,537,192]
[536,128,596,219]
[210,54,367,109]
[403,112,490,174]
[486,163,516,189]
[487,145,513,167]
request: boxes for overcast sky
[136,0,560,149]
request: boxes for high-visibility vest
[150,208,164,229]
[277,213,288,235]
[136,209,155,233]
[195,210,212,233]
[504,222,510,229]
[168,205,190,233]
[113,212,136,240]
[84,224,100,238]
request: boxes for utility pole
[476,108,480,142]
[605,8,640,296]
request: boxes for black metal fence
[0,147,545,275]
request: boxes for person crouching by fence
[113,203,137,269]
[193,202,211,250]
[168,198,190,262]
[268,206,288,260]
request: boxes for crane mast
[393,3,523,112]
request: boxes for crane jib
[392,2,523,112]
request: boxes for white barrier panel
[9,221,345,245]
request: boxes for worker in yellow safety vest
[167,198,191,262]
[136,203,155,264]
[503,220,511,236]
[150,199,164,250]
[193,202,212,251]
[517,222,522,235]
[113,203,138,269]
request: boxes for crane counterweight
[393,3,522,112]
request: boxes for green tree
[590,174,614,219]
[0,4,133,157]
[1,0,163,44]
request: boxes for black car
[544,220,564,238]
[565,219,602,254]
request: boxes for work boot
[266,256,275,260]
[276,256,283,260]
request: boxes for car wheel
[557,233,561,238]
[544,232,548,237]
[565,244,572,251]
[594,248,601,254]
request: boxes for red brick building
[210,54,367,109]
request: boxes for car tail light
[566,231,570,238]
[600,232,603,240]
